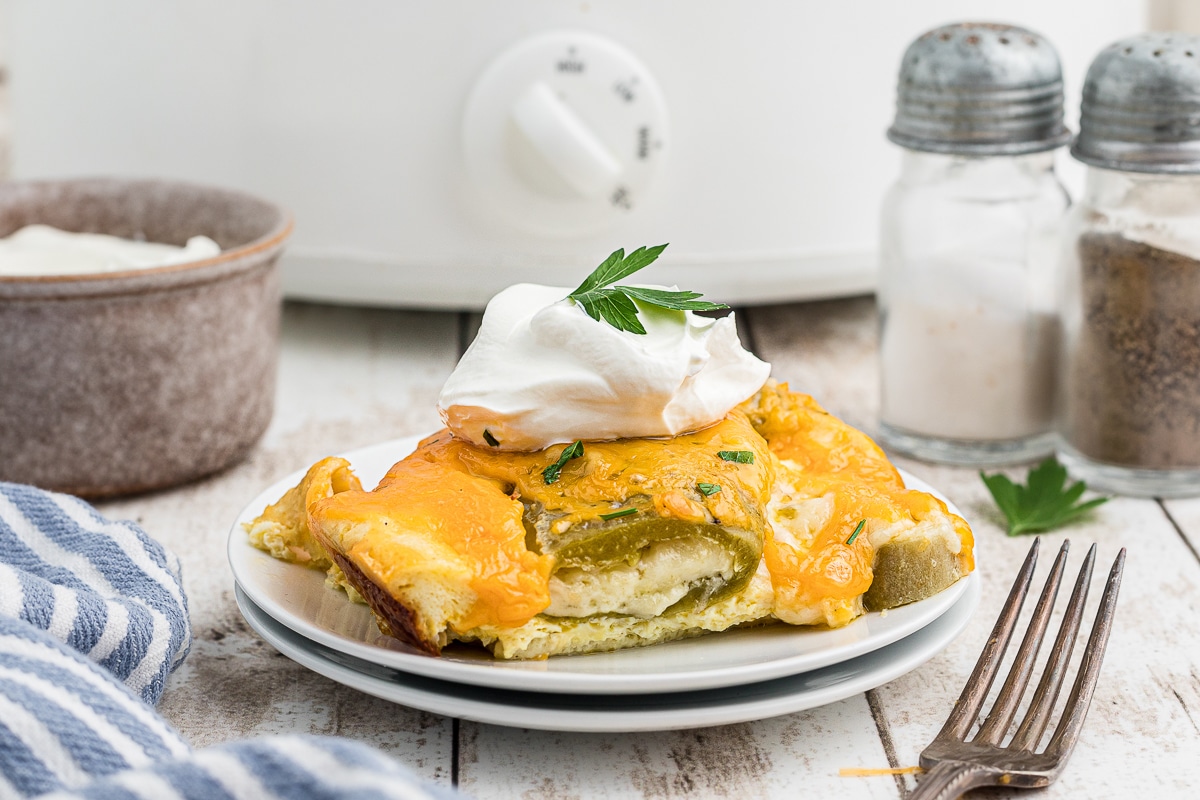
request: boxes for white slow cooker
[7,0,1146,308]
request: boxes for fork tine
[973,540,1071,745]
[1045,548,1125,760]
[1009,543,1097,751]
[937,538,1040,741]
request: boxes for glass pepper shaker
[1059,33,1200,497]
[877,23,1071,466]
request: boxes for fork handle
[909,762,996,800]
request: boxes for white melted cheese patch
[546,537,737,618]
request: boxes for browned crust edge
[329,552,442,656]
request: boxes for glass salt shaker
[877,23,1071,467]
[1059,33,1200,497]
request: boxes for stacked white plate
[229,437,980,733]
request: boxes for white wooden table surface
[95,296,1200,798]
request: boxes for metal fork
[910,538,1125,800]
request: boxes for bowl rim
[0,177,293,293]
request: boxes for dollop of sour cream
[437,283,771,451]
[0,225,221,276]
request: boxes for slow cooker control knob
[462,31,669,237]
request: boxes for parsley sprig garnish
[718,450,755,464]
[542,440,584,485]
[566,244,727,335]
[980,456,1108,536]
[697,482,722,496]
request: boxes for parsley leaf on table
[567,244,727,335]
[980,456,1108,536]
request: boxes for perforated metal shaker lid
[1072,33,1200,174]
[888,22,1070,155]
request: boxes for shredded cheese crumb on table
[838,765,924,777]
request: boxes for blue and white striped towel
[0,482,460,800]
[0,482,191,704]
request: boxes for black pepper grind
[1067,235,1200,468]
[1059,33,1200,497]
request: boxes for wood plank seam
[1157,499,1200,567]
[456,311,474,359]
[735,306,761,358]
[867,689,910,798]
[451,717,461,787]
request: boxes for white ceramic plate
[229,435,975,695]
[236,575,979,732]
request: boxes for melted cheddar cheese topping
[295,381,974,644]
[745,383,974,626]
[312,413,773,632]
[418,411,773,535]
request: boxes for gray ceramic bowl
[0,178,292,498]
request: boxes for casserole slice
[306,412,775,658]
[247,383,974,659]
